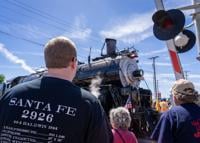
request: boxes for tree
[0,74,5,83]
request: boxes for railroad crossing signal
[152,9,196,54]
[152,9,185,41]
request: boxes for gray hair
[171,79,199,103]
[109,107,131,130]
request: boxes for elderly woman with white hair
[151,79,200,143]
[109,107,138,143]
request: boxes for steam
[0,43,36,73]
[89,76,102,98]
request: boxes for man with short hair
[0,36,113,143]
[151,79,200,143]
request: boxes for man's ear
[70,57,77,69]
[70,60,76,69]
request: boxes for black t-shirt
[0,76,112,143]
[151,103,200,143]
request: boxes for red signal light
[153,10,174,29]
[162,18,173,29]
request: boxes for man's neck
[46,68,73,81]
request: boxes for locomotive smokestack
[105,38,117,57]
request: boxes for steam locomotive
[75,39,158,137]
[0,38,158,138]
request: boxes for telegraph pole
[156,80,160,99]
[184,70,189,80]
[149,56,159,99]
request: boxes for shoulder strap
[114,129,126,143]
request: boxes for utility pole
[184,70,189,80]
[156,80,160,99]
[149,56,159,99]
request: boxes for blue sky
[0,0,199,98]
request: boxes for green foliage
[0,74,5,83]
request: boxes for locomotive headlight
[132,69,144,78]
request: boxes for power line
[1,1,110,60]
[1,4,72,33]
[0,28,89,60]
[0,16,52,40]
[1,1,103,60]
[0,9,96,60]
[0,30,44,46]
[7,0,70,27]
[143,79,150,90]
[6,0,101,43]
[0,12,90,60]
[1,5,72,34]
[12,0,78,28]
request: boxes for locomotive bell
[105,38,117,57]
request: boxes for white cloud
[0,65,21,69]
[157,62,172,66]
[165,0,193,16]
[183,62,200,67]
[144,72,175,84]
[142,61,171,66]
[14,51,43,57]
[140,47,168,56]
[188,74,200,78]
[0,23,52,40]
[100,12,154,44]
[67,15,92,41]
[159,73,175,78]
[194,82,200,91]
[147,72,200,80]
[0,43,36,73]
[14,24,52,39]
[143,72,153,80]
[165,0,192,8]
[143,71,200,97]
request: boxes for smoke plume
[0,43,36,73]
[89,76,102,98]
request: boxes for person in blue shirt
[151,79,200,143]
[0,36,113,143]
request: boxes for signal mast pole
[154,0,185,80]
[176,1,200,60]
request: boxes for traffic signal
[174,29,196,53]
[152,9,185,40]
